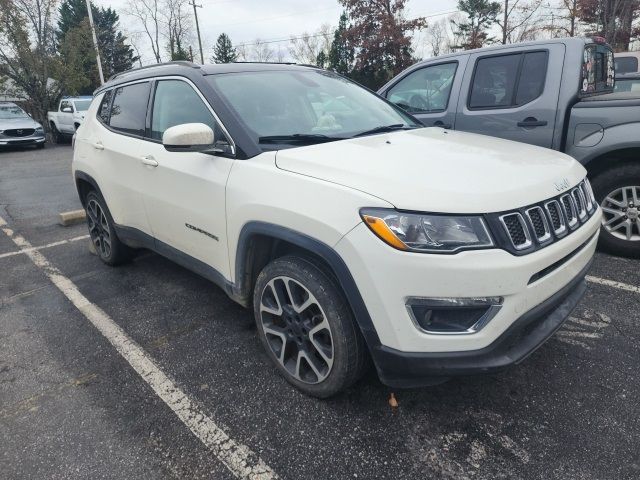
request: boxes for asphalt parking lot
[1,144,639,480]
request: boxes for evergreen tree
[211,33,238,63]
[453,0,501,50]
[327,12,354,76]
[57,0,137,93]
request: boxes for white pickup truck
[47,96,92,143]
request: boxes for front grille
[4,128,35,137]
[494,179,597,255]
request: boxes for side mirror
[61,107,73,113]
[163,123,215,152]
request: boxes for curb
[58,209,86,226]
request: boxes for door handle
[517,117,548,128]
[433,120,452,129]
[92,141,104,150]
[141,155,158,167]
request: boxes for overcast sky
[103,0,459,64]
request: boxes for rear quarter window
[98,90,113,125]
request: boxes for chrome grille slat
[544,200,567,236]
[499,213,532,250]
[572,187,587,220]
[560,194,579,229]
[525,206,551,243]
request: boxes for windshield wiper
[353,124,416,137]
[258,133,345,144]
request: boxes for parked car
[0,102,46,149]
[614,51,640,74]
[614,72,640,93]
[380,37,640,258]
[48,96,92,143]
[73,62,600,397]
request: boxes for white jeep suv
[73,62,601,397]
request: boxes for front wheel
[591,164,640,258]
[253,256,368,398]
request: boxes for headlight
[360,208,494,253]
[35,126,44,133]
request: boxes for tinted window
[98,90,112,124]
[151,80,225,142]
[614,78,640,92]
[387,62,457,113]
[615,56,638,74]
[515,52,548,105]
[470,52,548,109]
[109,82,150,136]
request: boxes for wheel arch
[233,222,381,352]
[584,147,640,179]
[74,171,104,208]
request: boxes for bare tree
[497,0,545,44]
[164,0,192,60]
[253,39,274,62]
[0,0,63,125]
[545,0,580,37]
[125,0,163,63]
[426,19,447,56]
[288,25,334,65]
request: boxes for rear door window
[387,62,458,113]
[469,51,548,109]
[109,82,151,136]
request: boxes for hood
[275,128,587,213]
[0,117,42,130]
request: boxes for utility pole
[190,0,204,64]
[85,0,105,84]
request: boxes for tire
[50,122,63,144]
[591,163,640,258]
[253,255,368,398]
[84,191,134,265]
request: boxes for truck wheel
[253,255,368,398]
[50,122,63,144]
[85,191,133,265]
[591,164,640,258]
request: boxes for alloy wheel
[601,186,640,241]
[86,198,112,258]
[259,276,334,384]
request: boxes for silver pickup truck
[379,37,640,258]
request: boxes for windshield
[73,100,92,111]
[207,70,419,145]
[614,78,640,93]
[0,105,28,119]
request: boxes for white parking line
[0,216,278,480]
[0,235,90,260]
[586,275,640,294]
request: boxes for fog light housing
[406,297,503,334]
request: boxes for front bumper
[0,135,45,146]
[334,208,600,387]
[371,259,589,388]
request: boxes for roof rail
[231,61,298,65]
[107,61,202,82]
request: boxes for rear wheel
[253,256,368,398]
[591,164,640,258]
[85,191,133,265]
